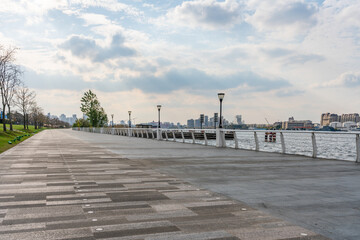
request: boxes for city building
[235,115,243,125]
[195,119,201,128]
[321,112,359,126]
[282,117,314,130]
[204,115,209,127]
[321,113,340,126]
[187,119,195,128]
[341,113,359,123]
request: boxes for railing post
[234,131,238,149]
[204,131,208,146]
[280,132,286,154]
[216,128,226,147]
[128,128,131,137]
[172,130,176,142]
[165,131,169,141]
[157,128,162,140]
[151,130,155,139]
[311,132,317,158]
[181,130,185,143]
[356,134,360,163]
[254,132,259,151]
[146,130,149,139]
[191,131,195,144]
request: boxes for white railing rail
[72,127,360,163]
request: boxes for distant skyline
[1,0,359,124]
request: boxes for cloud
[24,66,291,94]
[69,0,142,17]
[165,0,243,30]
[276,88,304,97]
[261,47,325,64]
[320,71,360,88]
[246,0,318,38]
[59,34,137,62]
[79,13,111,26]
[122,68,291,93]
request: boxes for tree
[15,86,35,130]
[30,102,43,129]
[73,118,90,127]
[80,90,108,127]
[4,65,22,130]
[0,46,21,131]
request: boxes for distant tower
[235,115,243,125]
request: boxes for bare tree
[30,102,43,129]
[15,86,35,130]
[4,65,22,130]
[0,46,18,131]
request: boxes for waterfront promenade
[0,130,355,239]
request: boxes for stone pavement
[67,129,360,240]
[0,129,329,240]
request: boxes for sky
[0,0,359,124]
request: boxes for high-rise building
[204,115,209,127]
[195,119,201,128]
[321,113,359,126]
[341,113,359,123]
[235,115,243,125]
[321,113,339,126]
[187,119,195,128]
[60,114,66,122]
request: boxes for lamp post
[157,105,161,140]
[128,111,132,128]
[111,114,114,127]
[128,111,132,137]
[216,93,225,148]
[218,93,225,128]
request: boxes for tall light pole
[128,111,132,128]
[218,93,225,128]
[111,114,114,127]
[157,105,161,140]
[157,105,161,128]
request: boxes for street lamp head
[157,105,161,110]
[128,111,132,115]
[218,93,225,100]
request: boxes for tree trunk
[23,112,26,130]
[2,104,6,132]
[8,105,12,131]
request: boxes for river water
[182,131,357,161]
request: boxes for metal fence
[73,127,360,163]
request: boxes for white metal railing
[72,127,360,163]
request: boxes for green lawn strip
[0,125,45,154]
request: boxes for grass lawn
[0,124,45,153]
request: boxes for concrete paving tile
[0,130,331,240]
[0,227,94,240]
[228,226,318,240]
[0,223,46,234]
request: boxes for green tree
[80,90,108,127]
[73,118,90,128]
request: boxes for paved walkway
[66,129,360,240]
[0,130,328,240]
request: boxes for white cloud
[319,71,360,88]
[69,0,142,16]
[164,0,243,30]
[79,13,111,26]
[246,0,319,39]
